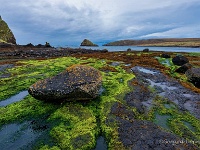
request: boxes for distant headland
[103,38,200,48]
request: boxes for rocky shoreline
[0,46,200,149]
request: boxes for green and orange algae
[0,57,82,100]
[0,56,136,149]
[0,54,200,149]
[150,97,200,147]
[99,68,135,149]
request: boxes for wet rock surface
[131,66,200,119]
[110,101,199,149]
[0,64,13,78]
[0,46,107,60]
[186,68,200,88]
[118,119,198,150]
[108,66,200,149]
[0,64,14,72]
[28,65,102,102]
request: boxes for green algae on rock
[0,16,16,44]
[1,53,200,149]
[28,65,102,102]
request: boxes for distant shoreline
[103,38,200,47]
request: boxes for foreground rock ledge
[28,65,102,102]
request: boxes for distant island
[103,38,200,47]
[80,39,98,46]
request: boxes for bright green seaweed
[0,55,200,149]
[0,56,134,149]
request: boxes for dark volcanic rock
[80,39,98,46]
[118,120,198,150]
[110,102,135,121]
[28,65,102,102]
[172,55,189,66]
[143,48,149,52]
[109,97,199,150]
[175,63,193,73]
[124,85,150,113]
[161,53,171,58]
[186,68,200,88]
[127,48,131,52]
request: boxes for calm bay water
[66,46,200,53]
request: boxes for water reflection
[0,121,44,150]
[0,91,29,107]
[94,136,107,150]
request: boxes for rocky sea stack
[0,16,16,44]
[80,39,98,46]
[28,65,102,102]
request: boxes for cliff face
[0,16,16,44]
[80,39,98,46]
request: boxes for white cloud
[141,24,200,38]
[0,0,200,45]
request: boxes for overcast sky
[1,0,200,46]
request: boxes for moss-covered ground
[0,52,200,149]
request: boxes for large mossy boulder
[185,68,200,88]
[172,55,189,66]
[28,65,102,102]
[80,39,98,46]
[0,16,16,44]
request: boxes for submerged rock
[175,63,193,73]
[186,68,200,88]
[28,65,102,102]
[172,55,189,66]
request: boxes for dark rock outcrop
[186,68,200,88]
[80,39,98,46]
[118,119,198,150]
[161,53,171,58]
[143,48,149,52]
[0,16,16,44]
[127,48,131,52]
[172,55,189,66]
[28,65,102,102]
[175,63,193,73]
[102,49,108,53]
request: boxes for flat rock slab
[28,65,102,102]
